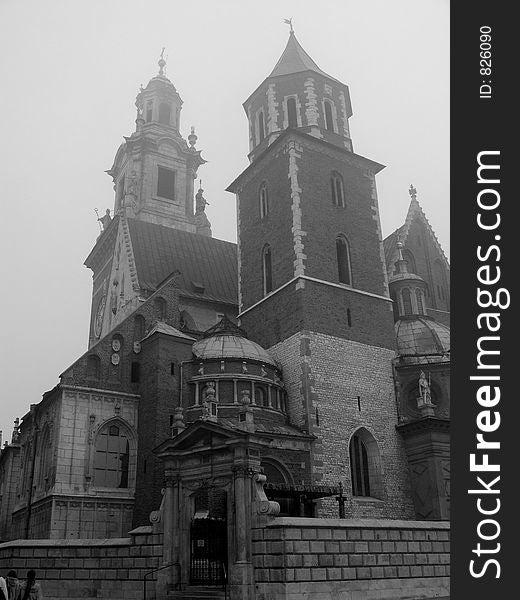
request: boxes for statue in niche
[127,170,139,197]
[240,388,251,405]
[203,381,216,402]
[417,370,433,406]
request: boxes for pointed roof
[142,321,195,342]
[383,197,450,272]
[269,32,339,82]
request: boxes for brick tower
[227,30,414,518]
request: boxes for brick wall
[0,529,163,600]
[252,517,449,600]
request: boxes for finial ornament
[283,18,294,33]
[409,184,417,201]
[158,47,167,75]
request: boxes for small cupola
[243,26,353,162]
[135,49,183,131]
[388,238,429,320]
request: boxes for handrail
[143,561,177,600]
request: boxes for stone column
[229,465,255,600]
[158,469,178,594]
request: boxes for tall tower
[228,31,414,518]
[106,51,207,232]
[85,54,211,346]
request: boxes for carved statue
[98,209,112,231]
[203,381,216,402]
[240,388,251,405]
[195,187,209,213]
[127,170,139,196]
[418,370,432,406]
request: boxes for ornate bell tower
[106,51,208,233]
[228,30,414,519]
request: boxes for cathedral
[0,31,450,599]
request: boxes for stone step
[167,586,226,599]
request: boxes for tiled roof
[142,322,196,342]
[127,219,238,305]
[269,32,339,82]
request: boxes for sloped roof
[269,32,339,82]
[383,199,449,272]
[127,219,238,305]
[142,321,196,342]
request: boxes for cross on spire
[409,184,417,201]
[158,47,166,76]
[284,18,294,33]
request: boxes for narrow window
[402,288,413,315]
[86,355,101,380]
[258,110,265,143]
[134,315,146,340]
[170,362,175,376]
[259,184,269,218]
[287,97,298,128]
[262,245,273,295]
[130,362,140,383]
[154,297,167,321]
[324,100,334,131]
[350,432,370,496]
[158,102,171,125]
[157,166,175,200]
[336,236,352,285]
[347,308,352,327]
[416,289,425,315]
[146,102,153,122]
[331,172,345,207]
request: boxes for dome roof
[192,317,277,367]
[395,317,450,364]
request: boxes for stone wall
[0,528,163,600]
[253,517,449,600]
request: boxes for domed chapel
[0,31,450,600]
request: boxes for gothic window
[134,315,146,340]
[258,110,266,143]
[331,172,345,207]
[287,97,298,128]
[416,289,425,315]
[94,423,130,488]
[158,102,171,125]
[349,428,383,499]
[402,249,417,274]
[37,426,52,489]
[324,99,335,131]
[402,288,413,315]
[262,244,273,295]
[157,166,175,200]
[86,354,101,380]
[154,297,167,321]
[434,259,448,303]
[259,184,269,218]
[336,235,352,285]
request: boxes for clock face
[94,295,106,338]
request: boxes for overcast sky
[0,0,449,440]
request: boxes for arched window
[324,100,335,131]
[94,423,130,488]
[86,354,101,380]
[415,289,425,315]
[255,386,269,407]
[145,102,153,122]
[134,315,146,340]
[154,297,167,321]
[336,236,352,285]
[349,428,383,499]
[259,184,269,218]
[262,244,273,295]
[402,288,413,315]
[158,102,171,125]
[261,460,298,516]
[258,110,266,143]
[331,172,345,207]
[402,249,417,274]
[287,97,298,128]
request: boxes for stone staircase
[167,586,226,599]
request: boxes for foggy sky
[0,0,449,439]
